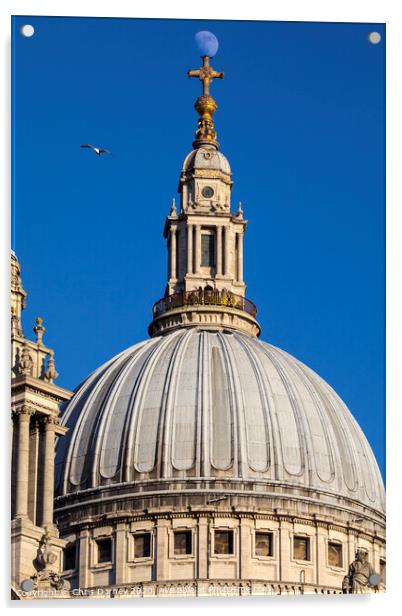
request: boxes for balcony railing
[152,288,257,320]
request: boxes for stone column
[41,416,58,528]
[15,407,32,519]
[195,225,201,275]
[224,227,229,276]
[239,518,252,579]
[372,539,380,574]
[114,522,127,585]
[315,524,327,586]
[187,224,193,274]
[182,185,187,211]
[197,516,209,579]
[278,518,292,582]
[28,418,40,524]
[170,226,177,280]
[237,232,244,283]
[216,225,222,276]
[155,518,170,580]
[11,414,16,517]
[347,530,357,571]
[79,526,91,588]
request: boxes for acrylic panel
[11,15,385,600]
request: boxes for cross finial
[187,56,224,150]
[188,56,224,97]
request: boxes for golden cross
[188,56,224,97]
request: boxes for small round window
[201,186,214,199]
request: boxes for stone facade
[55,501,385,596]
[11,252,72,597]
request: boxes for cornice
[11,377,73,401]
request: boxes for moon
[194,31,219,57]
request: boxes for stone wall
[58,509,385,594]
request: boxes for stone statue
[35,528,57,571]
[19,347,33,376]
[343,548,379,593]
[31,528,70,592]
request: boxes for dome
[182,146,231,176]
[55,328,385,517]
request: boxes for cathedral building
[11,51,385,599]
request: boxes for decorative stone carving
[15,405,34,418]
[44,415,60,427]
[11,251,27,314]
[32,570,68,592]
[11,306,23,337]
[29,528,71,591]
[44,353,58,383]
[236,201,243,219]
[33,316,45,345]
[342,549,379,593]
[19,347,33,376]
[35,528,58,570]
[169,197,177,216]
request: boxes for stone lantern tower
[149,56,259,339]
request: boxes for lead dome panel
[55,328,385,515]
[182,146,231,175]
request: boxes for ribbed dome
[182,146,231,176]
[55,329,384,516]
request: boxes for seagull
[80,144,111,156]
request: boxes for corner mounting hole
[368,31,381,45]
[21,24,35,38]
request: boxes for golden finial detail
[33,316,45,344]
[188,56,224,149]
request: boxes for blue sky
[12,16,385,478]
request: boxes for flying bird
[80,144,111,156]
